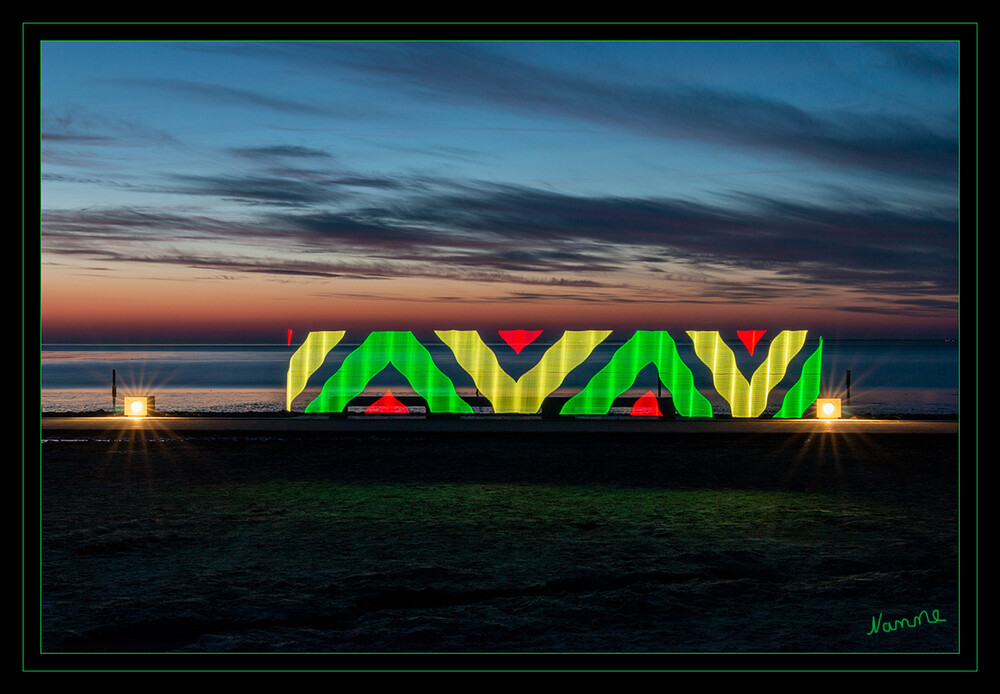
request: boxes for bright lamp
[124,396,154,417]
[815,397,841,419]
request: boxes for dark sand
[33,423,972,671]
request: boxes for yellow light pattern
[686,330,808,417]
[435,330,611,414]
[286,330,346,411]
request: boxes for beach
[34,416,969,670]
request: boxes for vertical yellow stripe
[286,331,346,411]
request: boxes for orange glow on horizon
[41,263,957,342]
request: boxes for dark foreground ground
[33,426,973,671]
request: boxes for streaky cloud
[229,144,333,159]
[274,42,959,182]
[118,77,330,115]
[876,42,961,80]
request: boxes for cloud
[41,172,959,309]
[42,132,114,144]
[359,182,959,289]
[876,43,960,81]
[42,106,179,148]
[268,42,959,182]
[165,174,352,207]
[118,77,330,116]
[832,295,960,318]
[229,145,333,160]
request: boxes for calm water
[39,339,961,416]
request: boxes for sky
[37,35,966,343]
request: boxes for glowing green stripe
[559,330,713,417]
[304,331,472,414]
[774,337,823,419]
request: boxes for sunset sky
[37,33,966,343]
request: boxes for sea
[39,338,961,417]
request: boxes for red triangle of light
[365,389,409,414]
[737,330,766,356]
[498,329,543,354]
[630,391,663,417]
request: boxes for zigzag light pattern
[559,330,713,417]
[304,331,472,414]
[286,329,822,418]
[435,329,611,414]
[686,330,807,417]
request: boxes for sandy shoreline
[39,413,960,437]
[39,426,959,491]
[32,421,971,670]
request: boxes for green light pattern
[286,330,346,411]
[304,331,472,414]
[559,330,713,418]
[774,337,823,419]
[686,330,808,417]
[435,330,611,414]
